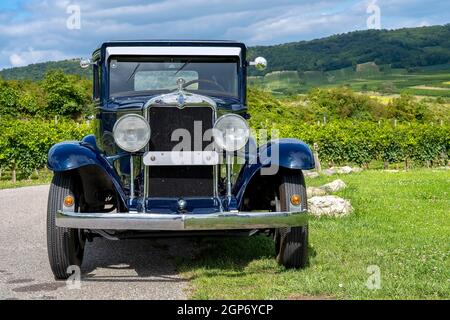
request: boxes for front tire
[275,171,309,269]
[47,172,85,280]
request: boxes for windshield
[109,57,239,98]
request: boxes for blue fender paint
[47,136,127,208]
[234,138,315,208]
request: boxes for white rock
[323,168,336,176]
[307,187,327,198]
[322,166,362,175]
[304,171,320,178]
[336,166,353,174]
[320,179,347,193]
[308,196,353,217]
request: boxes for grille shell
[146,106,215,198]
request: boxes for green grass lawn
[177,169,450,299]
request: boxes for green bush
[248,87,449,167]
[0,118,92,180]
[306,87,389,121]
[276,121,449,167]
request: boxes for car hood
[106,94,244,112]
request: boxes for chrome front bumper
[55,210,308,231]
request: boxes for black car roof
[93,40,247,60]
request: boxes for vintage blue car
[46,40,315,279]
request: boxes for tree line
[0,69,93,119]
[249,24,450,75]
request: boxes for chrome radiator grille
[146,106,215,197]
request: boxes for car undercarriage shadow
[80,237,194,283]
[79,234,317,282]
[177,234,317,278]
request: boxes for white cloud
[6,48,71,68]
[418,21,430,27]
[9,53,26,67]
[224,2,366,44]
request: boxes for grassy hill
[0,59,90,81]
[248,24,450,76]
[1,24,449,97]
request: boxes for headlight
[213,114,250,151]
[113,114,151,152]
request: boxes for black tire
[275,171,309,269]
[47,172,85,280]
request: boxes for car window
[134,70,198,91]
[109,57,239,98]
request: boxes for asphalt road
[0,185,194,300]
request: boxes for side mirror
[80,58,92,69]
[249,57,267,71]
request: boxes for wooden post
[11,161,16,183]
[55,115,58,125]
[313,142,321,173]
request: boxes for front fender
[47,142,98,172]
[234,138,314,207]
[259,138,315,170]
[47,136,127,207]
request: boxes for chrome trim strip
[129,155,134,200]
[143,151,219,166]
[56,210,308,231]
[143,164,149,197]
[226,154,232,198]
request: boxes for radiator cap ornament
[178,198,187,211]
[143,79,217,110]
[176,78,186,109]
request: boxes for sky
[0,0,449,70]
